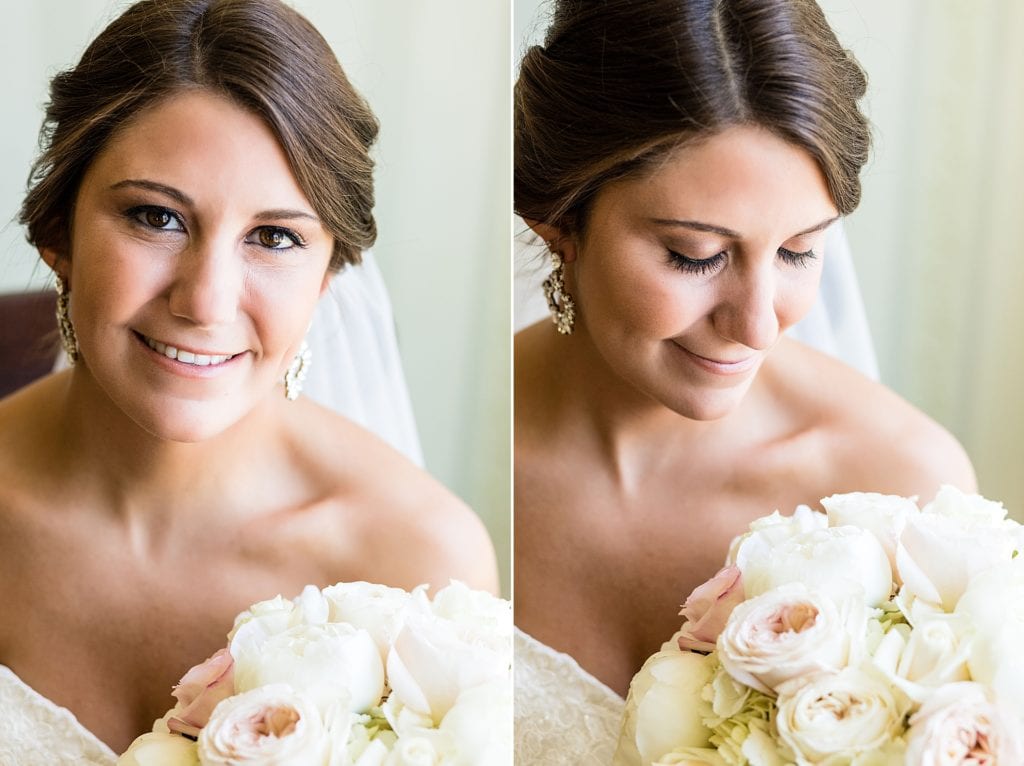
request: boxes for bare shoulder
[290,400,500,595]
[766,339,976,502]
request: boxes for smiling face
[557,125,839,421]
[50,90,334,442]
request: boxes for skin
[515,125,975,697]
[0,90,497,753]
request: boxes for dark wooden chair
[0,290,59,399]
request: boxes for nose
[167,237,242,327]
[712,261,779,351]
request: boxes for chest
[515,447,824,696]
[0,511,327,755]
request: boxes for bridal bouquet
[117,580,512,766]
[614,486,1024,765]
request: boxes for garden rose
[614,649,715,766]
[197,684,328,765]
[717,584,868,695]
[870,613,972,701]
[904,682,1023,765]
[726,505,825,567]
[677,566,744,652]
[775,667,908,764]
[116,732,199,766]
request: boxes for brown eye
[146,210,169,227]
[250,227,302,250]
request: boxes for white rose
[775,666,908,764]
[198,684,329,765]
[726,505,826,566]
[821,492,920,576]
[717,584,869,695]
[651,749,727,766]
[736,525,892,607]
[228,594,301,644]
[870,614,972,702]
[232,621,385,715]
[324,711,396,766]
[613,649,715,766]
[895,487,1024,612]
[383,736,444,766]
[385,605,510,725]
[904,682,1024,764]
[954,556,1024,720]
[116,732,199,766]
[438,679,513,766]
[322,581,419,662]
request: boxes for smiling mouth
[139,333,238,367]
[673,343,760,374]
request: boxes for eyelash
[124,205,307,250]
[666,247,817,275]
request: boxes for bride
[0,0,497,762]
[513,0,974,762]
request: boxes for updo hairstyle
[515,0,871,236]
[21,0,377,272]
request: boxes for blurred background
[515,0,1024,519]
[0,0,511,593]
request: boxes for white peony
[896,486,1024,611]
[116,732,199,766]
[821,492,920,577]
[322,581,419,662]
[231,621,385,715]
[438,679,513,766]
[954,556,1024,721]
[726,505,826,567]
[385,595,510,725]
[614,649,715,766]
[774,666,908,765]
[904,682,1024,764]
[429,580,513,652]
[197,684,329,765]
[717,583,869,695]
[735,524,892,607]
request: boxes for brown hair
[21,0,377,272]
[515,0,870,235]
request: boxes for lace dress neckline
[514,627,625,765]
[0,663,117,765]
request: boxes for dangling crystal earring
[283,340,312,401]
[542,252,576,335]
[54,274,79,365]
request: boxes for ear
[40,246,62,272]
[524,219,579,264]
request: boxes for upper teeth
[145,336,235,366]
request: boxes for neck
[526,321,763,490]
[50,366,290,536]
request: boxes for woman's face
[565,125,839,421]
[53,90,333,442]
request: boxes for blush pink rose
[168,648,235,737]
[677,566,744,652]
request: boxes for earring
[54,274,79,365]
[542,252,576,335]
[283,340,312,401]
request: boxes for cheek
[774,266,824,329]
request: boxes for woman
[0,0,497,761]
[513,0,974,762]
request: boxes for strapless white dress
[514,628,624,765]
[0,664,117,766]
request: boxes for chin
[658,380,755,422]
[123,399,251,444]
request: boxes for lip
[673,342,760,375]
[134,331,246,377]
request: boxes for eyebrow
[109,179,320,224]
[649,215,839,239]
